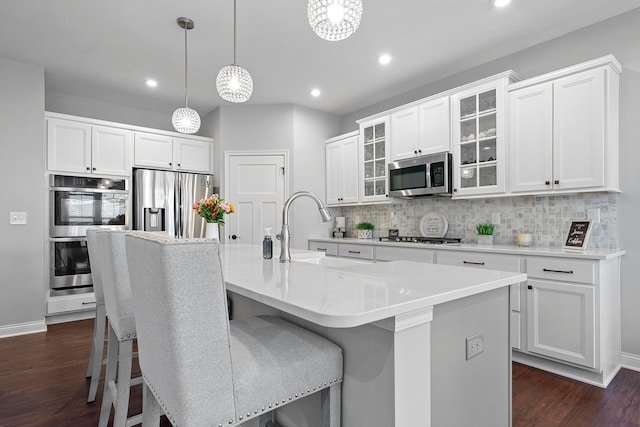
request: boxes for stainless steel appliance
[133,169,215,238]
[49,174,129,295]
[388,152,452,197]
[378,236,461,245]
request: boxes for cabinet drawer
[338,244,375,260]
[308,241,338,256]
[526,257,595,284]
[436,251,520,272]
[376,246,434,263]
[47,293,96,315]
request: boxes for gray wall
[45,90,176,133]
[0,57,46,330]
[338,9,640,359]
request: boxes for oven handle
[50,236,88,242]
[50,186,129,194]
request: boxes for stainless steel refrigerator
[133,169,215,238]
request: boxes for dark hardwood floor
[1,319,638,426]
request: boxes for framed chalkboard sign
[563,220,593,251]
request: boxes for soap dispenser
[263,228,273,259]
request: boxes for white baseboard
[0,319,47,338]
[621,352,640,372]
[46,310,95,325]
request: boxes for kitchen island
[222,244,526,427]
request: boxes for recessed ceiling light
[493,0,511,7]
[146,79,158,88]
[378,54,392,65]
[310,88,321,97]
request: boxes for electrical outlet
[491,212,501,225]
[390,211,397,224]
[10,212,27,225]
[466,333,484,360]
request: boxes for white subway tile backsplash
[343,193,618,249]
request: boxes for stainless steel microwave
[388,152,452,197]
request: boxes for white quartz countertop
[222,244,526,328]
[308,237,626,260]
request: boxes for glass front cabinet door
[451,73,517,198]
[358,117,390,203]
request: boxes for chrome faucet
[277,191,332,262]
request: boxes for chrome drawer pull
[543,268,574,274]
[463,261,485,265]
[348,250,361,254]
[82,301,97,305]
[316,248,327,251]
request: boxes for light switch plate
[10,212,27,225]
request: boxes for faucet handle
[276,233,282,240]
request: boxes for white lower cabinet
[375,246,434,263]
[526,279,595,368]
[516,255,622,387]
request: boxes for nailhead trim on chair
[146,364,343,426]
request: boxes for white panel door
[325,141,342,205]
[418,97,451,155]
[508,82,554,193]
[227,154,286,245]
[91,126,132,176]
[47,118,91,173]
[553,68,606,190]
[526,279,596,368]
[174,138,212,173]
[390,107,419,161]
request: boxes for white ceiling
[1,1,639,118]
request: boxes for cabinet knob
[453,188,458,192]
[169,162,172,166]
[554,180,560,185]
[545,181,550,185]
[177,163,181,167]
[385,194,389,197]
[414,150,417,154]
[418,149,422,154]
[86,167,90,171]
[527,285,533,290]
[92,167,96,171]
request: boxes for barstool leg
[87,303,107,402]
[112,339,133,427]
[321,383,341,427]
[142,382,162,427]
[99,325,118,427]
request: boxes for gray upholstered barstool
[85,228,107,403]
[95,230,142,427]
[125,232,343,427]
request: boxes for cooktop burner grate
[378,236,462,245]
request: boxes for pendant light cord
[233,0,237,65]
[183,22,189,108]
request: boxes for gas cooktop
[378,236,462,245]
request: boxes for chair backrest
[86,228,105,304]
[95,230,136,338]
[125,232,236,425]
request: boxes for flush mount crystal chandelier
[216,0,253,103]
[307,0,363,41]
[172,17,201,134]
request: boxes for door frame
[224,150,290,242]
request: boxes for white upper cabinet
[451,74,514,198]
[326,132,359,205]
[47,118,132,176]
[508,56,620,195]
[358,117,390,203]
[133,132,173,170]
[134,132,213,174]
[390,97,450,161]
[173,137,213,173]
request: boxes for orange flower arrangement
[192,194,235,226]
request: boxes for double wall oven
[49,175,128,295]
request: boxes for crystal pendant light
[307,0,363,41]
[172,17,201,134]
[216,0,253,103]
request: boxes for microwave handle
[425,162,431,189]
